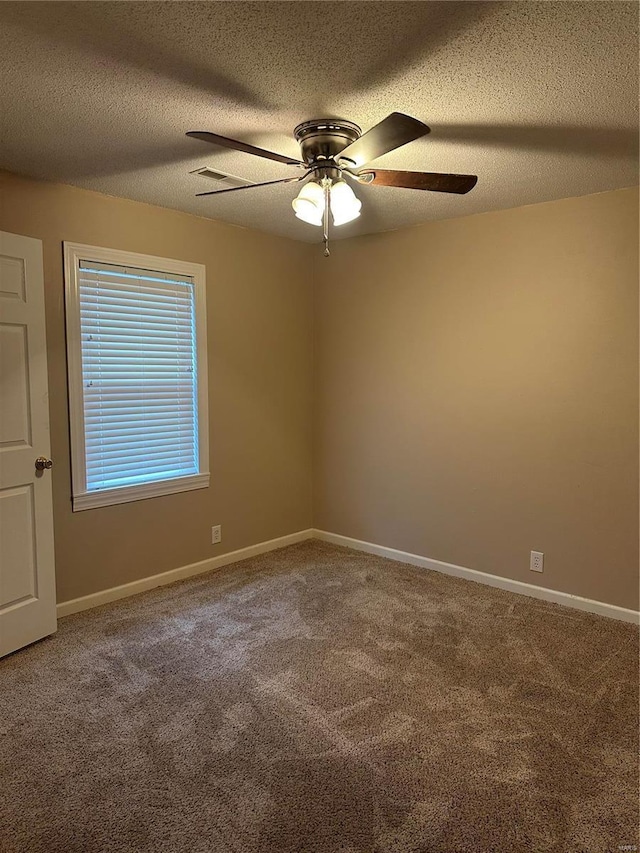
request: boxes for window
[64,243,209,511]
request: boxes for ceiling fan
[186,113,477,255]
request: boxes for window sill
[72,472,210,511]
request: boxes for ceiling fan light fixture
[292,180,324,226]
[330,180,362,226]
[188,113,477,254]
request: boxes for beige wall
[0,171,314,603]
[1,171,637,611]
[314,188,639,610]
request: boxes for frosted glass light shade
[292,181,324,226]
[330,180,362,226]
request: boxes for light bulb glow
[292,181,324,226]
[330,180,362,226]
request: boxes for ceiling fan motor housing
[294,120,362,176]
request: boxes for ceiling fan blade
[195,175,306,197]
[358,169,477,194]
[337,113,430,168]
[187,131,304,167]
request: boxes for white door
[0,231,56,657]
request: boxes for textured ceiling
[0,1,637,243]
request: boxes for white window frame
[64,242,209,511]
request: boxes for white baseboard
[57,526,639,626]
[57,529,314,618]
[313,529,640,625]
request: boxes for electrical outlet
[530,550,544,573]
[211,525,222,545]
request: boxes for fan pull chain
[322,179,331,257]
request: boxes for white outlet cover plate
[530,550,544,573]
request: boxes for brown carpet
[1,540,638,853]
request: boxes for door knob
[35,457,53,471]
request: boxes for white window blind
[77,260,199,492]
